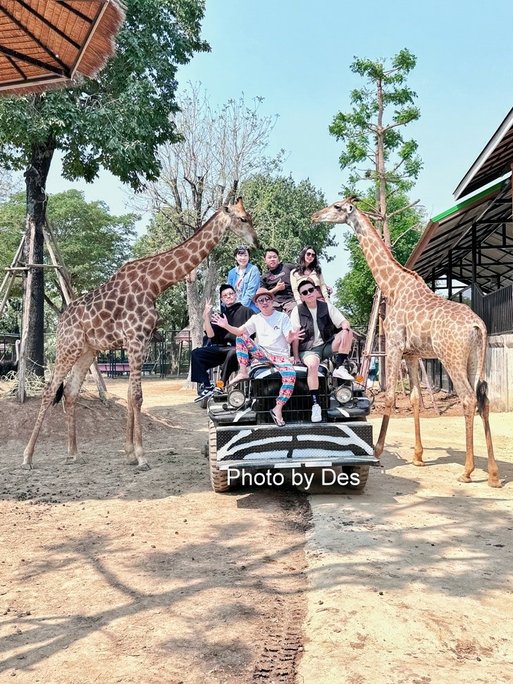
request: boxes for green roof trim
[431,179,507,223]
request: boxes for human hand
[275,279,286,292]
[203,298,213,318]
[287,327,305,343]
[211,312,228,328]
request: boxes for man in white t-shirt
[211,287,303,427]
[290,278,353,422]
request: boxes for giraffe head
[311,198,357,225]
[223,196,259,248]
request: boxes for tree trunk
[23,137,55,377]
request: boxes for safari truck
[205,362,378,493]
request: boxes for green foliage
[0,0,209,189]
[334,191,425,329]
[0,189,137,299]
[329,48,421,198]
[240,174,335,267]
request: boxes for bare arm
[291,338,301,362]
[203,299,215,338]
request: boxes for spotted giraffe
[23,197,258,470]
[312,199,500,488]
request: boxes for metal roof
[406,179,513,293]
[0,0,124,95]
[453,107,513,200]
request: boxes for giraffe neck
[348,210,411,297]
[142,209,230,297]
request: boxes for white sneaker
[311,403,322,422]
[333,366,354,381]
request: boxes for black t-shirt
[208,302,254,346]
[260,262,295,305]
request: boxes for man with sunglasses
[290,279,353,422]
[191,283,254,401]
[212,287,303,427]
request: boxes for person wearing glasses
[227,245,261,313]
[212,287,304,427]
[290,278,353,422]
[191,284,254,401]
[290,246,331,304]
[259,248,296,315]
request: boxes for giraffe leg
[446,369,478,484]
[374,349,403,458]
[126,347,149,470]
[62,350,96,463]
[23,349,82,468]
[405,357,424,466]
[124,383,137,465]
[477,386,501,488]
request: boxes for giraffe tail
[53,382,64,405]
[476,380,488,416]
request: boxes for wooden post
[17,217,36,403]
[0,234,25,320]
[43,224,107,400]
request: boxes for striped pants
[236,333,296,405]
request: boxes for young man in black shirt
[260,247,296,315]
[191,284,254,401]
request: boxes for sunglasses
[305,251,316,257]
[256,296,272,304]
[300,287,315,296]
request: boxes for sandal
[270,409,285,427]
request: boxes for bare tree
[142,84,282,348]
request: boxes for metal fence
[97,329,192,378]
[474,284,513,335]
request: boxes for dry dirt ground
[1,378,512,683]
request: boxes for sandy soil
[0,378,309,683]
[1,378,512,683]
[300,410,513,684]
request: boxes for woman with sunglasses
[290,246,331,304]
[211,287,304,427]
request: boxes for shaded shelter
[406,108,513,408]
[0,0,124,95]
[407,110,513,336]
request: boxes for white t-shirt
[290,301,347,347]
[243,310,292,357]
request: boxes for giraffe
[312,199,501,488]
[23,197,258,470]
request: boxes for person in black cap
[190,283,254,401]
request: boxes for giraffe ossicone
[312,199,501,488]
[23,197,258,470]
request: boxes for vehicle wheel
[208,419,233,493]
[200,395,209,409]
[344,465,370,492]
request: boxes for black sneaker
[194,385,215,402]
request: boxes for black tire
[200,395,209,409]
[344,465,370,492]
[208,419,233,493]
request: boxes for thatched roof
[0,0,125,95]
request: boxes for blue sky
[49,0,513,287]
